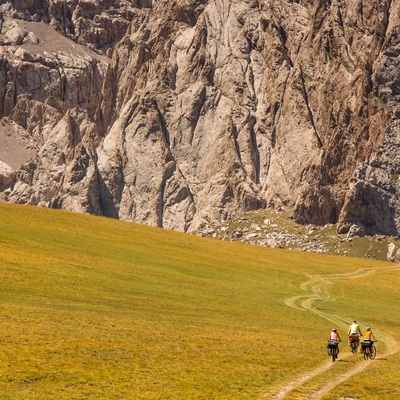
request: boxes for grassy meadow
[0,202,399,399]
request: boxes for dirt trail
[259,265,400,399]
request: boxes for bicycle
[349,334,361,354]
[327,340,340,362]
[361,340,377,360]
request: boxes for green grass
[0,202,399,399]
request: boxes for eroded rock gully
[0,0,399,237]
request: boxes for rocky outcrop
[0,9,108,213]
[196,209,400,263]
[1,0,138,55]
[1,0,400,237]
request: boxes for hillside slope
[0,202,400,399]
[0,1,399,236]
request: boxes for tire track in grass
[259,266,400,399]
[306,325,399,400]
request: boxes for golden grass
[0,202,399,399]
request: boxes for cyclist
[361,327,377,354]
[363,327,376,343]
[327,328,341,356]
[348,320,362,351]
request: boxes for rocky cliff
[1,0,399,236]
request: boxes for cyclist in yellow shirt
[363,327,376,342]
[361,327,377,353]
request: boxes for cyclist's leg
[366,340,372,353]
[363,346,369,360]
[355,335,360,352]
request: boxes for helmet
[332,328,337,331]
[367,327,371,331]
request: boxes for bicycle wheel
[351,341,356,354]
[332,347,337,362]
[363,347,369,360]
[370,345,376,359]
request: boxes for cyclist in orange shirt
[363,327,376,342]
[361,327,377,353]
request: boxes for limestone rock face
[3,0,138,55]
[0,8,108,214]
[1,0,400,235]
